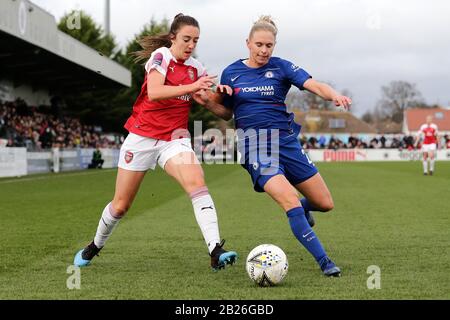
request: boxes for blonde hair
[249,15,278,39]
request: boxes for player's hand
[333,95,352,111]
[192,89,211,105]
[192,75,217,92]
[215,84,233,96]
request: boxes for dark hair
[133,14,200,63]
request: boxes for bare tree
[362,104,386,124]
[302,91,331,110]
[286,83,353,112]
[361,110,375,124]
[377,81,424,123]
[286,88,308,112]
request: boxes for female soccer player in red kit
[416,115,439,175]
[74,14,237,271]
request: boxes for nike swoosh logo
[101,218,109,228]
[231,75,240,82]
[201,206,214,211]
[302,231,313,238]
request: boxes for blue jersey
[221,57,317,192]
[221,57,311,132]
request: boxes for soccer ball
[246,244,288,287]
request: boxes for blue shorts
[239,130,318,193]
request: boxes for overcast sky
[31,0,450,116]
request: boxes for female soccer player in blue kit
[195,16,351,276]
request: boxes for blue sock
[287,207,327,263]
[300,197,319,213]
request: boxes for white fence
[0,148,27,177]
[0,147,120,177]
[1,147,449,178]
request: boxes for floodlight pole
[104,0,110,35]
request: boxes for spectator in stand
[300,135,308,149]
[404,135,415,150]
[39,127,54,149]
[318,135,326,149]
[356,139,367,149]
[6,138,14,147]
[391,135,401,149]
[0,100,122,150]
[328,135,337,149]
[308,136,318,149]
[292,133,444,150]
[369,137,379,149]
[348,134,357,148]
[380,134,386,148]
[444,134,450,149]
[0,112,5,138]
[328,140,337,150]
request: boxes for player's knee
[278,193,301,212]
[317,195,334,212]
[323,201,334,212]
[111,201,130,217]
[183,177,206,194]
[319,197,334,212]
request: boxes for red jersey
[124,47,207,141]
[419,123,438,145]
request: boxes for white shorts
[422,143,437,153]
[118,133,195,171]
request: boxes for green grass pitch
[0,162,449,299]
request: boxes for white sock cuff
[104,202,121,221]
[189,186,209,200]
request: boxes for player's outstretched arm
[303,79,352,111]
[414,135,421,149]
[415,129,425,149]
[147,70,217,101]
[192,85,233,121]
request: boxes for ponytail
[132,13,200,63]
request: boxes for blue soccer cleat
[319,256,341,277]
[210,239,238,272]
[73,241,102,267]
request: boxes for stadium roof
[403,107,450,133]
[0,0,131,92]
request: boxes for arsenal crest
[187,68,195,81]
[124,151,134,164]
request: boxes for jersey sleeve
[196,62,208,77]
[419,124,426,136]
[432,124,439,135]
[279,58,312,90]
[220,68,233,109]
[144,47,171,77]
